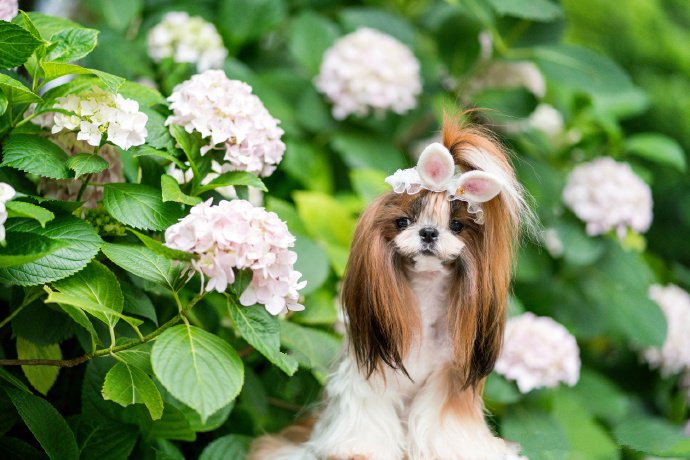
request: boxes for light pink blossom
[643,284,690,376]
[0,0,17,21]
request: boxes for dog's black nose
[419,227,439,243]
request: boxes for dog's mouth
[419,244,437,256]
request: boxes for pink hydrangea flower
[165,199,306,315]
[495,312,581,393]
[643,284,690,376]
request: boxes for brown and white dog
[250,117,530,459]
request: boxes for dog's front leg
[407,366,513,460]
[306,353,406,460]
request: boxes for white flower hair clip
[385,143,503,224]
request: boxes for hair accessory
[385,142,503,224]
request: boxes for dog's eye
[395,217,411,230]
[450,219,464,233]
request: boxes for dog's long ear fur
[341,196,418,378]
[443,115,528,389]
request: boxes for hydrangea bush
[0,1,689,458]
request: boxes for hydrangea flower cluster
[147,12,227,72]
[46,87,148,150]
[315,27,422,119]
[165,199,305,315]
[495,312,581,393]
[0,183,16,243]
[562,157,653,238]
[38,132,123,208]
[470,60,546,98]
[643,284,690,376]
[166,70,286,177]
[0,0,17,21]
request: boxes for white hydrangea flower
[0,0,17,21]
[643,284,690,376]
[38,132,123,208]
[495,312,581,393]
[147,11,227,72]
[470,60,546,98]
[542,227,564,258]
[315,27,422,120]
[166,70,286,177]
[528,103,564,139]
[0,182,16,243]
[44,87,148,150]
[165,199,306,315]
[562,157,653,238]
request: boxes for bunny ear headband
[384,143,503,224]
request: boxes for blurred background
[9,0,690,458]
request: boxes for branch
[0,315,182,368]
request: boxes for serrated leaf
[16,338,61,396]
[128,227,194,262]
[0,74,42,104]
[5,201,54,227]
[0,21,42,69]
[279,320,340,383]
[487,0,563,22]
[195,171,267,193]
[47,260,124,328]
[5,387,79,460]
[24,12,81,40]
[161,174,202,206]
[66,153,109,178]
[102,362,163,420]
[227,299,298,375]
[40,62,124,92]
[152,324,244,423]
[16,11,43,41]
[1,134,70,179]
[0,216,101,286]
[0,231,64,267]
[626,133,686,172]
[101,243,176,288]
[58,303,100,345]
[103,183,184,231]
[45,27,99,63]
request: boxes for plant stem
[0,289,43,330]
[76,173,93,201]
[0,315,182,368]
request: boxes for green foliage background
[0,0,689,458]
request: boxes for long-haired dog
[250,117,530,459]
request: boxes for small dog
[250,117,529,459]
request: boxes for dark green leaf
[0,74,42,104]
[0,216,101,286]
[279,320,340,383]
[102,362,163,420]
[1,134,70,179]
[0,21,42,69]
[128,227,194,262]
[196,171,267,193]
[161,174,202,206]
[101,243,176,287]
[330,132,408,172]
[76,418,139,460]
[103,183,184,231]
[613,416,690,456]
[217,0,286,47]
[339,7,415,46]
[5,387,79,460]
[66,153,110,178]
[626,133,686,172]
[501,407,570,459]
[288,12,339,75]
[5,201,54,227]
[227,299,298,375]
[151,324,244,422]
[0,231,64,267]
[199,434,252,460]
[132,145,185,170]
[487,0,563,22]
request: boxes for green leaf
[199,434,252,460]
[501,407,570,459]
[40,62,124,93]
[350,169,390,203]
[66,153,110,178]
[151,324,244,423]
[330,132,408,172]
[127,227,194,262]
[281,140,333,193]
[288,12,339,75]
[121,282,158,325]
[217,0,286,47]
[484,373,521,404]
[58,303,100,345]
[293,236,329,295]
[552,219,605,266]
[0,74,42,104]
[487,0,563,22]
[16,338,61,396]
[75,418,139,460]
[227,299,298,376]
[0,368,32,393]
[566,369,630,424]
[102,362,163,420]
[626,133,686,172]
[101,243,176,287]
[0,90,6,115]
[0,21,42,69]
[1,134,70,179]
[5,387,79,460]
[472,87,538,123]
[16,11,43,41]
[118,80,165,107]
[5,201,54,228]
[161,174,202,206]
[132,145,186,170]
[195,171,267,193]
[47,260,124,328]
[23,12,81,40]
[45,27,99,63]
[613,416,690,456]
[279,320,340,383]
[115,345,153,374]
[339,7,415,46]
[0,216,101,286]
[293,191,356,248]
[0,231,64,267]
[103,183,184,231]
[531,44,634,95]
[292,288,337,325]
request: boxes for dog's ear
[341,196,417,378]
